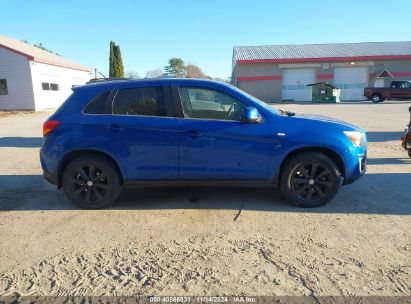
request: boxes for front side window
[400,81,411,89]
[0,79,8,95]
[112,87,166,116]
[178,87,247,121]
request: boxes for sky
[2,0,411,79]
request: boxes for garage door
[282,68,315,102]
[334,67,368,101]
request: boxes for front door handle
[108,124,125,133]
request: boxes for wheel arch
[276,146,346,184]
[57,149,124,188]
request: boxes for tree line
[108,41,228,82]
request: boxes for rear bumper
[40,143,61,187]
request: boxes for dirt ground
[0,101,410,297]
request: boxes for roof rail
[86,78,131,84]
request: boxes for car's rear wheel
[62,156,121,209]
[280,152,341,208]
[371,94,384,103]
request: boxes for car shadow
[366,131,404,142]
[367,157,411,165]
[0,173,410,215]
[0,137,43,148]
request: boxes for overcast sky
[2,0,411,78]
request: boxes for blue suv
[40,78,367,209]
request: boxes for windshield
[228,84,279,115]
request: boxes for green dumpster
[307,82,340,103]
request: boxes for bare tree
[185,64,208,79]
[145,68,164,78]
[125,71,140,79]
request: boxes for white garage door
[282,68,315,102]
[334,67,368,101]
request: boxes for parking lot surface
[0,101,410,296]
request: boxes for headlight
[344,131,364,147]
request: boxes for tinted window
[83,91,111,114]
[112,87,166,116]
[178,87,247,121]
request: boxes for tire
[371,94,384,103]
[280,152,341,208]
[62,155,121,209]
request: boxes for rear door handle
[107,124,125,133]
[183,130,202,139]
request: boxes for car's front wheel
[62,155,121,209]
[371,94,384,103]
[280,152,341,208]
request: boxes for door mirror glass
[242,107,262,123]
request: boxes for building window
[50,83,59,91]
[0,79,8,95]
[321,63,330,70]
[42,82,59,91]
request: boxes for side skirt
[122,179,277,188]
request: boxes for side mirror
[242,107,262,123]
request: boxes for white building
[0,35,91,110]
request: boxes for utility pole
[94,68,97,80]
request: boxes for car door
[390,81,411,99]
[174,85,271,180]
[101,84,179,180]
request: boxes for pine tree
[109,41,116,78]
[165,58,186,77]
[109,41,125,78]
[114,44,124,78]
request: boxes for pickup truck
[364,80,411,103]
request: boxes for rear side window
[112,87,166,116]
[83,91,111,114]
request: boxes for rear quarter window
[83,91,111,114]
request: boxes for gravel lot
[0,101,410,297]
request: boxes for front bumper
[343,151,367,185]
[43,171,57,185]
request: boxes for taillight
[43,120,60,136]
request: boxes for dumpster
[307,82,341,103]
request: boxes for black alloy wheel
[280,152,340,207]
[62,156,121,209]
[290,161,332,201]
